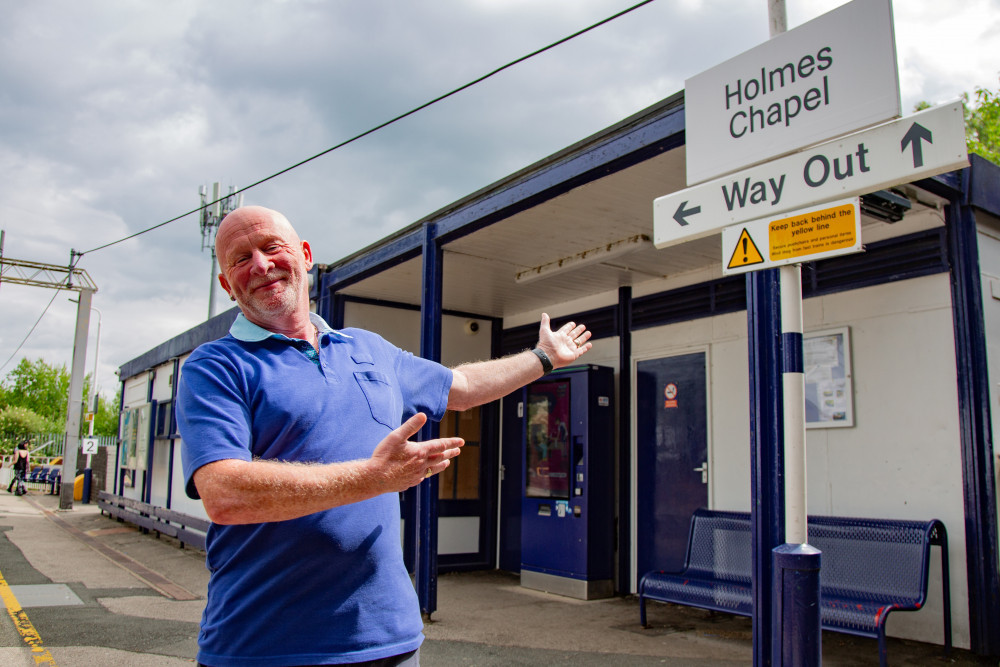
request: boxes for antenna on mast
[199,183,243,319]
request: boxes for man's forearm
[194,458,386,525]
[193,413,465,525]
[448,349,545,412]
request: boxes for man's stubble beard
[239,272,304,322]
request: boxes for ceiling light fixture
[515,234,652,284]
[860,189,911,223]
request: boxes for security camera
[464,320,480,335]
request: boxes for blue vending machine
[520,364,615,599]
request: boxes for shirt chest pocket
[353,370,401,429]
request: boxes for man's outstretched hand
[536,312,592,368]
[368,412,464,492]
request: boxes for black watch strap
[531,348,553,374]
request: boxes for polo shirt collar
[229,312,352,343]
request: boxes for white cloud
[1,0,996,396]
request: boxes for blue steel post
[166,356,181,509]
[617,286,633,590]
[772,544,822,665]
[416,222,443,617]
[331,293,346,330]
[746,268,784,667]
[946,183,1000,657]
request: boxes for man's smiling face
[216,206,313,330]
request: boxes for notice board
[804,327,854,428]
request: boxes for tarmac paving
[1,489,995,666]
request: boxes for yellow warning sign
[721,198,862,275]
[769,202,857,261]
[727,228,765,269]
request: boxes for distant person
[176,205,592,666]
[7,439,29,495]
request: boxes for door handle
[693,461,708,484]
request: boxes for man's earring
[230,294,236,301]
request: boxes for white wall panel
[342,302,492,368]
[629,272,967,647]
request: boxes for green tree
[0,405,58,454]
[966,86,1000,164]
[0,358,70,425]
[0,357,117,439]
[92,390,120,437]
[916,82,1000,165]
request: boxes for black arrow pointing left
[901,122,933,168]
[674,201,701,226]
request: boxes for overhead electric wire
[0,288,62,373]
[78,0,657,257]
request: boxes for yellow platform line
[0,569,57,666]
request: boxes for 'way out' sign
[653,100,968,250]
[684,0,900,185]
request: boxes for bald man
[176,206,592,666]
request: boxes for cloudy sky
[1,0,997,399]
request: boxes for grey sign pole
[60,286,94,510]
[768,2,822,665]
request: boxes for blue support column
[946,188,1000,657]
[416,222,443,618]
[331,293,346,330]
[617,286,633,591]
[166,356,181,509]
[746,268,784,667]
[772,544,822,666]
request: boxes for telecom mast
[199,183,242,319]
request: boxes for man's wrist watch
[531,348,553,374]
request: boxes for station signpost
[654,100,968,250]
[683,0,901,186]
[651,0,968,664]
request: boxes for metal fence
[2,431,118,490]
[1,431,118,459]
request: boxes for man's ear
[301,240,313,270]
[218,273,233,300]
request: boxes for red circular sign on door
[664,383,678,408]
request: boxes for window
[438,407,481,500]
[155,401,173,438]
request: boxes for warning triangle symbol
[727,228,765,269]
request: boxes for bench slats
[97,491,208,552]
[639,508,951,667]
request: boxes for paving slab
[3,490,994,666]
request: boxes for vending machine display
[520,365,614,600]
[526,380,570,499]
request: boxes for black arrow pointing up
[674,200,701,226]
[901,122,933,168]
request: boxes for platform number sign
[82,438,99,455]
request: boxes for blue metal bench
[98,491,209,551]
[639,509,951,666]
[23,466,61,494]
[45,467,61,494]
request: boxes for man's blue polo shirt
[176,313,452,666]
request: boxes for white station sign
[684,0,900,185]
[653,100,968,250]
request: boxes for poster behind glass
[804,327,854,428]
[526,380,571,499]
